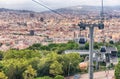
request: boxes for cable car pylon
[78,0,104,79]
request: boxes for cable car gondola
[111,51,117,58]
[109,39,114,44]
[79,37,87,44]
[100,46,106,52]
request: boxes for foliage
[84,42,89,50]
[115,61,120,79]
[37,52,60,76]
[35,76,52,79]
[28,41,79,54]
[28,43,42,50]
[0,59,28,79]
[61,53,82,75]
[37,52,82,76]
[49,61,63,76]
[115,45,120,57]
[4,49,41,59]
[119,58,120,62]
[0,51,4,60]
[37,58,50,76]
[84,42,108,50]
[0,41,84,78]
[114,42,120,58]
[23,65,37,79]
[28,57,40,70]
[0,71,8,79]
[54,75,64,79]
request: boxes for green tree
[29,57,40,70]
[66,41,79,50]
[115,45,120,57]
[0,71,8,79]
[54,75,64,79]
[84,42,89,50]
[23,65,37,79]
[28,43,42,50]
[0,51,4,60]
[115,61,120,79]
[4,50,41,59]
[46,52,59,62]
[48,43,59,51]
[61,53,82,75]
[40,46,50,50]
[0,59,28,79]
[37,52,59,76]
[49,61,63,76]
[35,76,52,79]
[84,42,102,50]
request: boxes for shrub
[35,76,53,79]
[0,71,8,79]
[115,61,120,79]
[54,75,64,79]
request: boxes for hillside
[41,5,120,15]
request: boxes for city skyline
[0,0,120,12]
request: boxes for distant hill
[0,5,120,15]
[41,5,120,15]
[0,8,34,13]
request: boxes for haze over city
[0,0,120,12]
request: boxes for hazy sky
[0,0,120,12]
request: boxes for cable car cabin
[109,39,114,44]
[105,47,118,65]
[79,37,87,44]
[100,46,106,52]
[111,51,117,58]
[110,51,118,65]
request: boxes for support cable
[32,0,70,19]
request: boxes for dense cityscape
[0,6,120,51]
